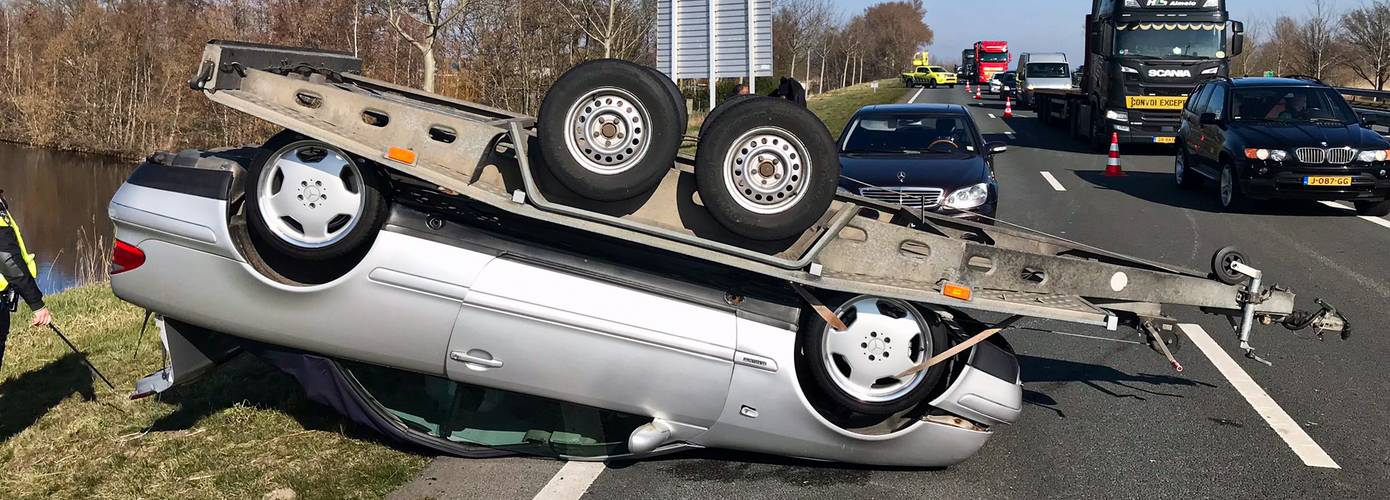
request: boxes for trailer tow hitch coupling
[1228,260,1348,366]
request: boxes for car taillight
[111,239,145,275]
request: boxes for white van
[1017,53,1071,109]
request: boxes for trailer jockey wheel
[537,59,682,201]
[801,295,949,416]
[246,136,388,261]
[1211,245,1250,285]
[694,97,839,240]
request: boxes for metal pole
[670,0,679,80]
[747,0,755,94]
[48,323,117,390]
[707,0,716,112]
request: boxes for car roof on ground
[857,103,968,115]
[1228,77,1328,88]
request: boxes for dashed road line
[909,87,924,103]
[1179,324,1340,469]
[1039,171,1066,191]
[1317,200,1390,229]
[532,461,606,500]
[988,113,997,119]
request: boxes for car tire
[948,84,955,89]
[801,294,950,416]
[1354,199,1390,216]
[246,138,389,261]
[1217,161,1249,212]
[1175,147,1202,189]
[694,97,839,241]
[929,81,936,89]
[537,59,681,201]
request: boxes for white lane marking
[1179,324,1340,469]
[909,87,924,103]
[988,113,997,119]
[1006,131,1016,139]
[1317,200,1390,229]
[1039,171,1066,191]
[532,461,606,500]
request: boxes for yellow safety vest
[0,213,39,291]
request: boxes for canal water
[0,142,136,294]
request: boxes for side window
[1185,85,1207,113]
[1207,85,1227,117]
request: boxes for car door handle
[450,350,503,368]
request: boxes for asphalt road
[400,87,1390,499]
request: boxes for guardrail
[1336,86,1390,134]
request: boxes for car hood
[838,153,988,190]
[1232,123,1390,150]
[1023,77,1071,89]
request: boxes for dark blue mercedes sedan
[837,103,1006,221]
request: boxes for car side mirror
[986,141,1008,154]
[1199,112,1220,126]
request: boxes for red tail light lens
[111,240,145,275]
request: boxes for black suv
[1175,77,1390,215]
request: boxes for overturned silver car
[109,41,1346,467]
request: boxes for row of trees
[0,0,933,158]
[1238,0,1390,90]
[772,0,933,96]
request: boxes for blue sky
[835,0,1330,68]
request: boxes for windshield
[1026,62,1069,78]
[994,73,1016,84]
[842,115,977,154]
[979,51,1008,62]
[1116,24,1224,59]
[1230,87,1358,124]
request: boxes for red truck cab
[973,40,1009,84]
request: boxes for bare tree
[1341,1,1390,89]
[772,0,831,79]
[557,0,652,60]
[1291,0,1342,79]
[381,0,470,92]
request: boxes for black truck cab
[1078,0,1243,146]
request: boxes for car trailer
[114,40,1348,467]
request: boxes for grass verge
[1,284,429,500]
[681,78,907,153]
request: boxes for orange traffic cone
[1104,132,1125,177]
[1003,97,1013,118]
[974,86,981,100]
[965,81,972,93]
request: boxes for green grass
[680,78,907,154]
[1,284,429,500]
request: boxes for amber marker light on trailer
[942,283,972,301]
[385,146,417,166]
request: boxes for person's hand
[31,307,52,327]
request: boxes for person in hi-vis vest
[1,193,54,368]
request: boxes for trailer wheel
[246,139,388,261]
[698,93,757,139]
[801,295,948,416]
[694,97,839,240]
[537,59,681,201]
[643,65,688,138]
[1211,246,1249,285]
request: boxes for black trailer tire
[801,295,950,416]
[698,93,758,139]
[643,65,688,137]
[245,139,389,261]
[537,59,682,201]
[1355,199,1390,216]
[694,97,839,241]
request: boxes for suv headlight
[1357,149,1389,162]
[1105,110,1129,122]
[943,182,990,210]
[1244,148,1288,161]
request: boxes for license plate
[1125,96,1187,110]
[1304,176,1352,186]
[1152,136,1176,144]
